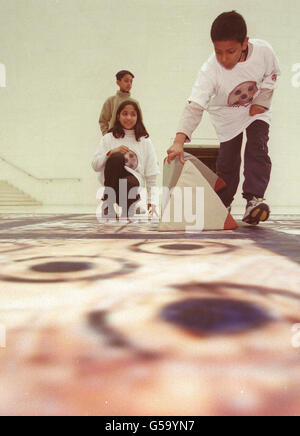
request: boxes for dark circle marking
[131,241,238,257]
[31,261,95,273]
[0,255,138,283]
[160,298,274,336]
[160,244,204,251]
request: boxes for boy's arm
[252,88,274,109]
[177,101,205,142]
[167,101,204,164]
[99,99,112,135]
[250,89,274,116]
[250,44,280,116]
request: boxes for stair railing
[0,155,81,183]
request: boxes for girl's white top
[92,130,160,199]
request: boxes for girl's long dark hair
[109,100,149,142]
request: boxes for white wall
[0,0,299,210]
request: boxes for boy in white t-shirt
[167,11,280,226]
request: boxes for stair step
[0,180,42,206]
[0,202,42,208]
[0,194,33,201]
[0,190,27,192]
[0,197,41,201]
[0,192,31,196]
[0,200,42,204]
[0,195,39,199]
[0,196,41,201]
[0,204,41,207]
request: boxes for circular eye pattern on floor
[30,261,95,273]
[160,243,204,251]
[131,240,238,256]
[0,255,138,283]
[160,298,274,336]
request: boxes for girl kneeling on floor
[92,100,160,219]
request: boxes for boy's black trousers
[216,120,272,208]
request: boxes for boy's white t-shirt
[189,39,281,142]
[92,130,160,186]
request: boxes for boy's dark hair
[211,11,247,44]
[116,70,135,81]
[109,100,149,142]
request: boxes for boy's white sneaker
[242,197,270,226]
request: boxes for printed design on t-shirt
[228,81,258,107]
[124,150,138,170]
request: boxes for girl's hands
[250,104,267,116]
[148,204,159,217]
[108,145,130,156]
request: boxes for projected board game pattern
[0,214,299,416]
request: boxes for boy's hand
[249,104,267,116]
[109,146,130,156]
[167,142,185,165]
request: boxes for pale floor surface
[0,213,299,416]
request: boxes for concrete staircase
[0,180,42,207]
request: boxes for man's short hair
[116,70,135,81]
[211,11,247,44]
